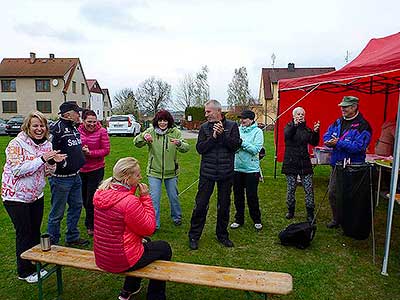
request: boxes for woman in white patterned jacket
[2,111,66,284]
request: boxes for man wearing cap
[230,110,264,231]
[47,101,89,246]
[188,99,241,250]
[323,96,372,229]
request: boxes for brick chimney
[49,53,55,59]
[288,63,295,72]
[30,52,36,63]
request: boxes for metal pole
[381,90,400,275]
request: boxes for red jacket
[93,184,156,273]
[78,122,110,173]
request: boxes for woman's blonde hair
[21,111,50,139]
[98,157,140,190]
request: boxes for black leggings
[124,240,172,300]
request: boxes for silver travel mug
[40,233,51,251]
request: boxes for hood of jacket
[94,184,137,209]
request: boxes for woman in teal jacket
[134,110,189,229]
[230,110,264,231]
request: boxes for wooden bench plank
[21,245,292,295]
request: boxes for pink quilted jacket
[78,122,110,173]
[93,184,156,273]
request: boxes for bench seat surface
[22,245,292,295]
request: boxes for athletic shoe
[118,286,141,300]
[18,269,48,283]
[230,222,242,229]
[254,223,263,230]
[217,238,234,247]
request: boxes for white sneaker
[254,223,263,230]
[230,222,242,229]
[18,269,48,283]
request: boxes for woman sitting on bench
[93,157,172,300]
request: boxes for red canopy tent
[275,32,400,275]
[275,32,400,164]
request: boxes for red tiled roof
[86,79,102,93]
[261,66,335,99]
[0,58,78,77]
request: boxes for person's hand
[138,183,149,196]
[144,133,153,143]
[82,145,90,155]
[42,150,60,162]
[53,153,67,162]
[325,137,338,147]
[294,116,304,125]
[313,121,320,132]
[170,139,182,147]
[213,121,224,138]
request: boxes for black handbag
[278,221,317,249]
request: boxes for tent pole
[383,85,389,121]
[381,89,400,276]
[274,91,281,179]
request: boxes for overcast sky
[1,0,398,106]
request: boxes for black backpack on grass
[278,222,317,249]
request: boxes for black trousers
[233,171,262,224]
[80,168,104,230]
[188,176,233,241]
[4,197,44,277]
[124,240,172,300]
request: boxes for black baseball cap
[58,101,83,114]
[238,110,255,120]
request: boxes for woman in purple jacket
[78,110,110,236]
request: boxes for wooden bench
[21,245,292,300]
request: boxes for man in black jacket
[47,101,88,246]
[188,100,241,250]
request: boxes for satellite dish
[52,79,59,87]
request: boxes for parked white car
[107,115,141,136]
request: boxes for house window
[2,100,17,113]
[72,81,76,94]
[81,83,85,95]
[82,101,87,108]
[103,111,105,118]
[1,80,16,92]
[36,79,50,92]
[107,111,110,117]
[36,101,52,113]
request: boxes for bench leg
[56,265,63,299]
[36,262,44,300]
[245,291,268,299]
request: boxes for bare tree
[112,88,139,115]
[227,66,254,108]
[174,74,196,111]
[193,65,210,106]
[136,77,171,116]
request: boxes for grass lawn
[0,132,399,300]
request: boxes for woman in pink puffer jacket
[93,157,172,300]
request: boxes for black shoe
[326,221,340,229]
[174,219,182,226]
[189,238,198,250]
[65,238,89,247]
[285,212,294,219]
[218,238,234,248]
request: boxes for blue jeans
[148,176,181,229]
[47,175,83,244]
